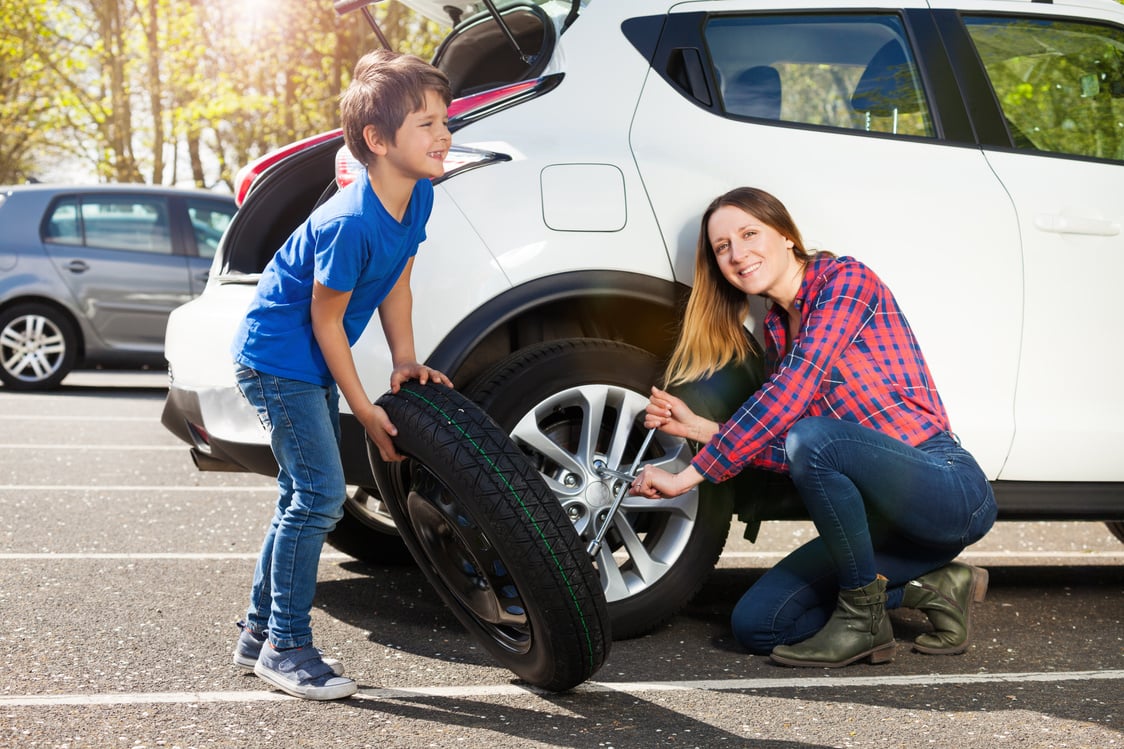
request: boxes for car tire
[370,380,611,692]
[1106,521,1124,544]
[465,339,733,640]
[325,486,414,565]
[0,303,79,391]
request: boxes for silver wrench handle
[587,427,657,557]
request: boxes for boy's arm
[310,280,403,461]
[378,257,452,391]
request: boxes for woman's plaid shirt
[691,254,951,481]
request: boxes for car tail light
[233,130,344,206]
[447,77,548,120]
[238,74,561,205]
[335,144,511,190]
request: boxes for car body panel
[41,242,195,352]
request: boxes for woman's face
[707,204,799,303]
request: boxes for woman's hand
[644,386,717,443]
[629,464,704,499]
[390,361,453,393]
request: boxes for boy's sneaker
[232,622,344,676]
[254,644,358,701]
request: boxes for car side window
[186,198,235,259]
[705,14,934,138]
[43,198,83,245]
[80,197,173,254]
[964,16,1124,162]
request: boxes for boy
[229,50,452,701]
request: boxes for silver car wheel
[0,307,75,389]
[508,383,700,604]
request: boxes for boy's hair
[341,50,452,166]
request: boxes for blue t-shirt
[231,172,433,386]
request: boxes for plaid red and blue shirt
[692,254,951,481]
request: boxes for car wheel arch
[428,270,690,388]
[0,295,87,361]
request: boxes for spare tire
[370,380,611,692]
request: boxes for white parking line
[0,445,188,450]
[0,415,158,422]
[1,550,1121,561]
[0,486,273,492]
[2,670,1121,707]
[0,552,349,560]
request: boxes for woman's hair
[341,49,452,166]
[664,187,817,386]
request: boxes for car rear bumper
[161,381,277,476]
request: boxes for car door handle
[65,260,90,273]
[1034,214,1120,237]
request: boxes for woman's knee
[785,417,836,478]
[731,593,784,654]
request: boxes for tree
[0,0,89,183]
[3,0,444,188]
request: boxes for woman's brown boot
[902,562,988,655]
[770,576,894,668]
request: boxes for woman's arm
[695,260,881,481]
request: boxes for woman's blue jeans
[235,366,346,649]
[731,417,997,654]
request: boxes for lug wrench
[587,427,657,557]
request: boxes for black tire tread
[375,381,610,691]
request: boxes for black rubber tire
[466,339,732,640]
[1106,521,1124,544]
[325,486,414,565]
[370,380,611,692]
[0,303,79,390]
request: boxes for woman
[630,187,996,667]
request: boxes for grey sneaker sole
[253,661,357,701]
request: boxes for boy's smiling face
[377,89,451,182]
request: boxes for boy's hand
[390,362,453,393]
[359,404,404,462]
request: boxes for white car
[163,0,1124,643]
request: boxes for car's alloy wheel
[370,380,611,691]
[0,303,78,391]
[466,338,733,639]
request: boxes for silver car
[0,183,236,390]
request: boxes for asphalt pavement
[1,369,1121,749]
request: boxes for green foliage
[1,0,445,188]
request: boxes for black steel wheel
[370,380,610,692]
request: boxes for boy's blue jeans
[731,417,997,654]
[235,365,346,649]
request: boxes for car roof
[0,183,235,202]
